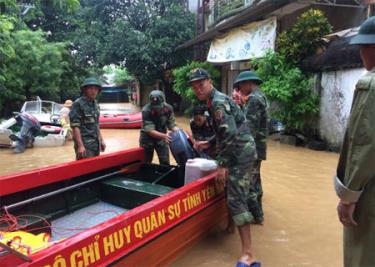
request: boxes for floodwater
[0,113,342,267]
[170,138,342,267]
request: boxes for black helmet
[189,68,210,83]
[192,105,207,116]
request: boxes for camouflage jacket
[207,88,256,167]
[69,96,100,148]
[243,88,268,160]
[140,103,176,141]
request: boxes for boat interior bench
[99,162,183,209]
[100,177,174,209]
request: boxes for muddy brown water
[0,116,342,267]
[170,136,342,267]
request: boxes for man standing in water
[139,90,178,165]
[70,77,106,160]
[334,16,375,267]
[234,71,268,224]
[60,99,73,140]
[191,68,260,267]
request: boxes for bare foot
[236,261,261,267]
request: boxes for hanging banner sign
[207,17,277,63]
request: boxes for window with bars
[206,0,255,28]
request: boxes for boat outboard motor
[9,113,41,153]
[168,129,198,166]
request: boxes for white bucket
[184,158,217,185]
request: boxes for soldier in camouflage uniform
[190,105,217,158]
[190,68,260,267]
[70,77,106,160]
[139,90,178,165]
[234,71,268,224]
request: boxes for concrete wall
[319,68,366,149]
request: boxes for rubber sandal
[235,261,261,267]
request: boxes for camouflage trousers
[248,160,263,222]
[227,160,257,226]
[74,142,99,160]
[140,135,170,165]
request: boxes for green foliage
[0,0,194,116]
[277,9,332,65]
[0,0,19,63]
[58,50,86,101]
[0,28,83,116]
[20,0,81,45]
[47,1,195,85]
[0,0,18,15]
[53,0,80,13]
[0,0,84,116]
[24,0,80,19]
[172,61,220,103]
[0,15,15,65]
[4,30,65,99]
[87,0,195,84]
[103,65,134,86]
[254,51,319,130]
[251,9,332,131]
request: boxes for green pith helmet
[189,68,210,83]
[149,90,165,108]
[80,77,102,90]
[233,71,262,86]
[350,16,375,45]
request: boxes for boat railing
[2,161,142,212]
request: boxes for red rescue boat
[99,112,142,129]
[0,148,227,267]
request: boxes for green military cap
[233,71,263,86]
[350,16,375,45]
[149,90,165,108]
[189,68,210,83]
[80,77,102,90]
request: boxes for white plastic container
[184,158,218,185]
